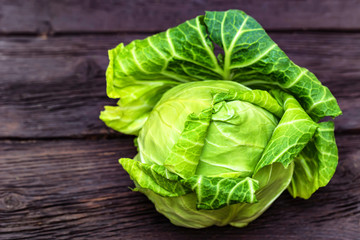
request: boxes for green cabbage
[100,9,341,228]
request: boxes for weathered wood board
[1,0,360,34]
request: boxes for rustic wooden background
[1,1,359,239]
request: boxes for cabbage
[100,10,341,228]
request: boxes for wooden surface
[0,1,359,239]
[2,0,360,33]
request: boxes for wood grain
[0,134,359,239]
[1,1,359,239]
[1,0,360,34]
[0,32,359,138]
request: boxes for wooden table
[1,1,359,239]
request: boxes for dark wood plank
[0,134,359,239]
[0,32,359,138]
[0,35,120,138]
[1,0,360,34]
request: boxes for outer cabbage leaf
[254,90,318,173]
[182,176,259,210]
[288,121,338,199]
[212,89,284,118]
[204,10,341,120]
[164,108,212,178]
[100,80,177,135]
[102,10,341,134]
[101,16,225,135]
[121,154,261,211]
[119,158,190,197]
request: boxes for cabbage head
[100,10,342,228]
